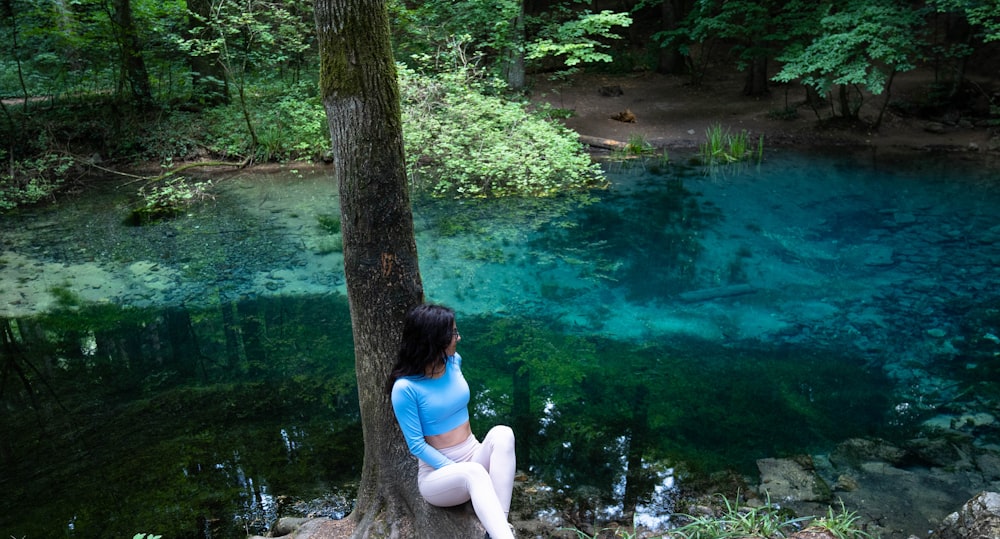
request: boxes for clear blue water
[1,150,999,537]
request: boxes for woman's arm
[390,382,454,469]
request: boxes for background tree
[185,0,229,105]
[108,0,153,107]
[925,0,1000,105]
[773,0,926,128]
[389,0,631,89]
[315,0,482,536]
[653,0,692,75]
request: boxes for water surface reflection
[1,151,999,537]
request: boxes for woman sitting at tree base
[388,303,517,539]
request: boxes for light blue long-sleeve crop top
[390,353,471,469]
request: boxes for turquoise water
[1,150,999,537]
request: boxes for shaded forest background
[1,0,999,211]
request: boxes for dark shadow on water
[1,294,902,537]
[0,295,360,538]
[460,314,897,514]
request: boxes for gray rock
[936,491,1000,539]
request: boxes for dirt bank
[528,69,998,156]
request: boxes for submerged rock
[830,437,909,468]
[756,456,832,503]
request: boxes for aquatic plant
[129,177,214,225]
[670,492,809,539]
[316,213,342,234]
[808,500,873,539]
[624,133,656,157]
[608,133,669,173]
[562,525,640,538]
[699,124,764,166]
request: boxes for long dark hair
[385,304,455,393]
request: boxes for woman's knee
[488,425,515,451]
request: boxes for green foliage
[699,124,764,166]
[398,59,607,198]
[390,0,631,78]
[526,10,633,68]
[671,492,810,539]
[130,177,214,225]
[197,79,329,162]
[171,0,313,78]
[929,0,1000,42]
[809,500,874,539]
[0,151,73,212]
[655,0,788,81]
[773,1,925,97]
[133,534,163,539]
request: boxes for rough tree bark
[314,1,484,537]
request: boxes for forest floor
[526,68,998,156]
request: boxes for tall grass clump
[608,133,669,173]
[807,500,874,539]
[671,492,809,539]
[699,124,764,166]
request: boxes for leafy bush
[0,151,73,212]
[399,63,606,198]
[198,80,329,162]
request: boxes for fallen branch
[578,135,627,150]
[121,158,252,187]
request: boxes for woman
[387,304,516,539]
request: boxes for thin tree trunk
[657,0,687,74]
[186,0,230,106]
[110,0,153,107]
[502,0,526,91]
[743,55,769,97]
[316,1,482,536]
[873,69,897,131]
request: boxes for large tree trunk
[315,1,483,537]
[742,55,769,97]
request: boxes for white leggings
[418,426,516,539]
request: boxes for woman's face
[445,322,460,356]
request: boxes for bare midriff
[425,420,472,449]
